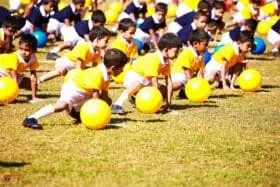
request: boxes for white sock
[29,104,55,120]
[114,93,128,106]
[50,47,60,53]
[272,48,279,52]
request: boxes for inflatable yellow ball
[257,20,271,35]
[146,5,155,17]
[0,77,19,104]
[109,2,123,13]
[80,99,111,130]
[238,69,262,92]
[167,4,177,18]
[105,9,118,24]
[58,1,68,11]
[135,86,163,114]
[64,69,82,82]
[185,77,211,103]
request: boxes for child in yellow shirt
[0,34,41,103]
[171,30,210,97]
[111,33,182,115]
[22,48,128,129]
[38,26,111,84]
[204,31,254,90]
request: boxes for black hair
[89,26,111,41]
[244,18,258,33]
[19,34,37,51]
[193,11,208,20]
[236,30,254,45]
[2,16,18,32]
[213,1,226,10]
[91,9,106,25]
[189,30,210,45]
[118,18,136,32]
[158,33,182,51]
[104,48,127,69]
[14,16,26,30]
[72,0,85,5]
[198,0,211,10]
[41,0,55,5]
[155,3,168,15]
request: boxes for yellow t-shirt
[171,47,204,74]
[64,42,101,66]
[111,36,138,60]
[73,63,110,92]
[0,51,39,74]
[132,51,170,77]
[261,2,277,15]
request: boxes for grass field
[0,0,280,186]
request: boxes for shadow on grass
[209,94,242,99]
[143,119,166,122]
[247,56,276,61]
[0,161,30,168]
[110,117,138,124]
[262,85,280,89]
[172,104,219,110]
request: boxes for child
[177,11,208,45]
[204,31,254,90]
[209,1,226,39]
[268,18,280,56]
[118,0,147,23]
[46,9,106,60]
[47,0,85,41]
[168,0,211,34]
[20,0,55,34]
[22,48,128,129]
[38,26,110,84]
[111,33,182,115]
[0,34,41,103]
[219,18,258,45]
[134,2,167,51]
[171,30,210,96]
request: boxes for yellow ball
[185,77,211,103]
[105,9,118,24]
[109,2,123,13]
[64,69,83,82]
[80,99,111,130]
[257,20,271,35]
[135,86,163,114]
[238,69,262,92]
[167,4,177,18]
[0,77,19,104]
[58,1,68,11]
[146,5,155,17]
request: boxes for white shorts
[55,57,76,71]
[9,0,21,10]
[219,32,234,45]
[61,26,84,46]
[232,12,245,25]
[47,18,64,36]
[134,28,151,43]
[171,72,187,85]
[167,21,182,34]
[123,70,152,88]
[176,3,192,18]
[59,81,92,112]
[204,59,222,81]
[267,29,280,45]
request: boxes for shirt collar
[189,46,198,57]
[191,22,197,30]
[70,3,78,14]
[232,42,239,55]
[152,14,160,24]
[17,51,35,64]
[211,9,218,20]
[157,50,168,65]
[133,0,143,8]
[98,63,109,81]
[88,20,93,30]
[39,5,48,17]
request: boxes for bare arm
[165,75,173,110]
[149,29,158,49]
[30,70,38,99]
[221,60,229,89]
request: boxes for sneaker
[46,52,60,60]
[128,95,136,107]
[68,109,81,124]
[111,104,126,115]
[178,89,187,99]
[22,118,43,130]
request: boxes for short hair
[189,30,210,45]
[158,33,182,51]
[104,48,128,69]
[89,26,111,41]
[198,0,211,10]
[2,16,18,31]
[118,18,135,32]
[236,30,254,44]
[19,34,37,51]
[41,0,55,5]
[72,0,85,5]
[245,18,258,33]
[213,1,226,10]
[155,3,168,15]
[193,11,208,20]
[91,9,106,25]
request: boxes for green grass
[1,0,280,186]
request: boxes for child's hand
[29,98,43,104]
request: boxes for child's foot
[46,52,60,60]
[111,104,126,115]
[128,95,136,107]
[68,109,81,124]
[177,89,187,99]
[22,118,43,130]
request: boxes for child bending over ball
[204,31,254,90]
[22,48,127,129]
[0,34,41,103]
[38,26,110,84]
[171,30,210,98]
[111,33,182,115]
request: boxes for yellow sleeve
[67,43,88,63]
[74,68,103,91]
[176,49,193,69]
[111,38,125,52]
[215,45,234,63]
[144,55,160,77]
[29,60,39,71]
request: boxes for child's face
[4,27,16,38]
[122,26,136,42]
[96,36,109,49]
[201,8,210,16]
[214,8,225,18]
[238,41,252,54]
[164,47,179,60]
[75,3,84,13]
[155,11,166,23]
[44,2,54,13]
[111,65,124,77]
[194,40,209,54]
[93,21,105,27]
[194,16,208,29]
[18,43,33,61]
